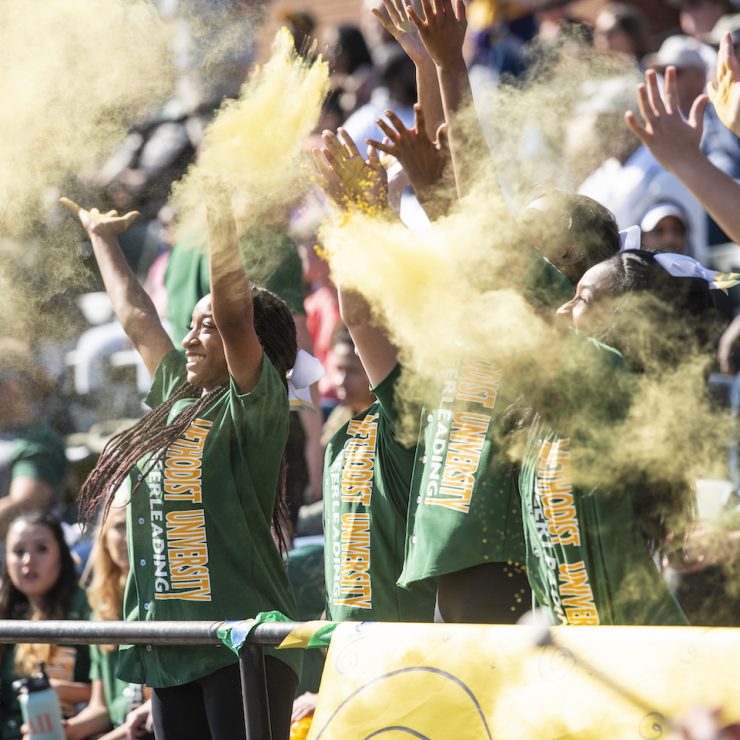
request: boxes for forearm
[338,286,397,386]
[64,706,112,740]
[670,152,740,245]
[89,233,160,342]
[416,59,445,136]
[206,204,252,336]
[436,59,490,197]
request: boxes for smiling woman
[0,512,91,739]
[63,194,301,740]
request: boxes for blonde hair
[87,500,128,653]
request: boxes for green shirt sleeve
[370,364,403,429]
[145,348,188,409]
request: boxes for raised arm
[339,287,398,387]
[368,104,452,218]
[625,67,740,245]
[314,133,398,384]
[205,188,263,393]
[408,0,491,197]
[373,0,445,135]
[65,199,173,377]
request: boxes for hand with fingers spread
[407,0,467,70]
[708,31,740,137]
[625,65,740,246]
[625,67,708,174]
[373,0,429,67]
[313,127,389,213]
[60,197,140,238]
[368,104,451,206]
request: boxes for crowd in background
[3,0,740,738]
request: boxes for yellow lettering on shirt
[334,513,372,609]
[163,418,212,504]
[455,359,502,410]
[427,411,489,513]
[157,509,212,602]
[558,561,599,625]
[340,414,379,506]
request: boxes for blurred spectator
[320,329,375,447]
[322,24,377,117]
[0,341,67,540]
[324,23,373,77]
[671,0,736,40]
[640,201,691,253]
[291,206,340,412]
[0,513,91,738]
[594,3,651,67]
[341,46,417,152]
[466,0,527,86]
[277,9,317,59]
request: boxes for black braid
[252,287,298,555]
[79,381,228,524]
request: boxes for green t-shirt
[399,358,526,587]
[165,228,306,344]
[323,366,436,621]
[518,337,687,626]
[0,587,91,740]
[89,645,130,727]
[117,349,301,687]
[0,423,67,499]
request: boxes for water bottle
[12,662,64,740]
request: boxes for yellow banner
[308,622,740,739]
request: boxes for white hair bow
[619,225,642,251]
[653,252,740,291]
[287,349,325,412]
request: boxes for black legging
[151,656,298,740]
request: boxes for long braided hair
[78,287,297,554]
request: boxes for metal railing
[0,619,304,740]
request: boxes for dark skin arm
[205,187,264,393]
[407,0,494,198]
[64,198,173,377]
[368,105,453,219]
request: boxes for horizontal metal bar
[0,620,302,646]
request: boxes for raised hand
[407,0,467,70]
[60,197,140,237]
[707,31,740,136]
[368,104,450,201]
[313,128,389,213]
[372,0,428,66]
[625,67,708,173]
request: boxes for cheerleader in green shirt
[66,191,300,740]
[519,248,719,626]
